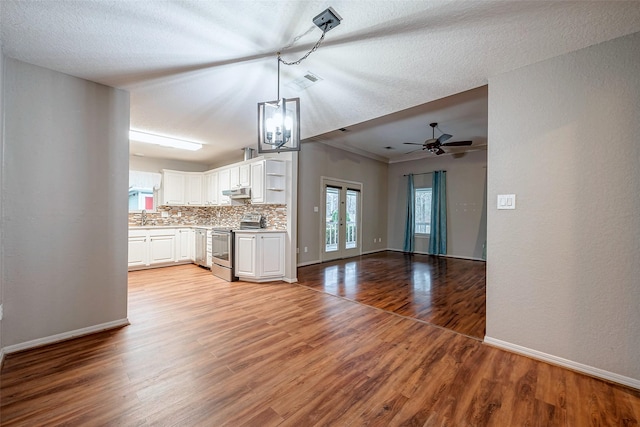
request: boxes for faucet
[141,210,147,226]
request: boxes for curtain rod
[403,171,446,177]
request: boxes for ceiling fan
[404,122,472,155]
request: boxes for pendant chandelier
[258,7,342,154]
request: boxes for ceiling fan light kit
[258,7,342,154]
[403,122,472,156]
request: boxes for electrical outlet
[304,247,308,253]
[0,304,3,321]
[177,212,182,217]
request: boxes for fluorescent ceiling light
[129,130,203,151]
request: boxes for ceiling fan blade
[442,140,473,147]
[403,142,425,146]
[437,133,452,144]
[404,148,423,154]
[435,148,446,155]
[424,138,437,144]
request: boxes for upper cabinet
[204,171,218,206]
[158,170,186,205]
[229,166,240,190]
[158,170,203,206]
[218,168,231,205]
[239,164,251,187]
[156,157,286,207]
[251,159,286,205]
[185,173,203,206]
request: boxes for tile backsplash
[129,204,287,230]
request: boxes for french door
[321,177,362,261]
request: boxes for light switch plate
[497,194,516,209]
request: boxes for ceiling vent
[286,71,323,91]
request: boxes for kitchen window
[415,187,432,235]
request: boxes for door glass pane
[325,187,340,252]
[346,190,358,249]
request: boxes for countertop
[129,225,285,233]
[233,229,286,233]
[129,225,194,230]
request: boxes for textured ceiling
[2,1,640,165]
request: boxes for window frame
[414,187,432,236]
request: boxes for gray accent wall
[487,32,640,383]
[297,141,388,265]
[387,150,487,259]
[2,58,130,347]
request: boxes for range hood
[222,187,251,199]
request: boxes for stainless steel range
[211,228,236,281]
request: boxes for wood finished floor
[298,252,486,339]
[1,262,639,426]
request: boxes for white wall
[297,141,388,265]
[486,32,640,386]
[387,150,487,259]
[2,59,130,348]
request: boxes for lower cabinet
[235,231,285,282]
[127,232,148,268]
[128,228,193,270]
[175,228,192,262]
[149,233,176,265]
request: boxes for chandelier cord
[277,24,328,66]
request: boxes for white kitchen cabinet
[250,159,286,205]
[239,163,251,187]
[158,170,203,207]
[128,228,196,270]
[185,173,203,206]
[204,171,219,206]
[175,228,191,262]
[229,166,240,189]
[218,168,231,205]
[188,228,195,261]
[235,233,257,278]
[159,170,186,205]
[128,232,148,268]
[149,232,176,265]
[250,161,264,204]
[235,231,285,282]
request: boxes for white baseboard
[283,277,298,283]
[484,336,640,390]
[0,347,4,368]
[361,248,390,255]
[442,254,485,262]
[297,259,321,267]
[2,318,130,355]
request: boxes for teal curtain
[403,174,415,253]
[428,170,447,255]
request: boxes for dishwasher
[194,228,208,268]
